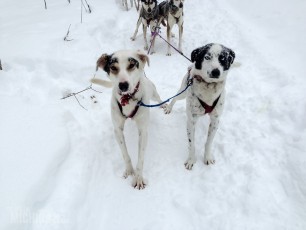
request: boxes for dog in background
[166,0,184,56]
[93,49,168,189]
[131,0,159,51]
[164,43,236,169]
[149,0,184,55]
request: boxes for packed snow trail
[0,0,305,230]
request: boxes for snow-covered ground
[0,0,305,229]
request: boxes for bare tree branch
[61,73,103,110]
[64,24,73,41]
[83,0,92,13]
[44,0,47,9]
[74,94,87,110]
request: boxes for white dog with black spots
[165,43,236,169]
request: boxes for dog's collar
[193,75,206,83]
[119,81,140,106]
[198,95,221,114]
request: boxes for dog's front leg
[178,22,183,53]
[151,82,169,111]
[113,118,134,178]
[131,17,141,41]
[133,118,148,189]
[166,22,174,56]
[204,115,219,165]
[164,74,188,114]
[149,21,158,54]
[185,112,199,170]
[143,23,148,50]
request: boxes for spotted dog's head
[191,43,235,83]
[141,0,157,13]
[96,50,149,95]
[169,0,184,9]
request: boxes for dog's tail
[232,62,242,68]
[91,78,113,88]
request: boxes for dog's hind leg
[131,17,142,41]
[164,74,188,114]
[204,114,219,165]
[185,112,199,170]
[113,116,134,178]
[133,118,149,189]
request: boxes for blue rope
[138,77,193,107]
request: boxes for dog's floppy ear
[221,46,235,71]
[96,54,111,73]
[137,50,150,67]
[228,49,235,65]
[191,43,212,69]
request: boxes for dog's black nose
[179,2,183,8]
[148,7,151,12]
[119,82,129,92]
[211,69,220,78]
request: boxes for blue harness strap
[138,75,193,108]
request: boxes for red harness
[192,74,221,114]
[198,95,221,114]
[117,82,141,119]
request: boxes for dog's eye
[204,55,211,60]
[128,63,135,70]
[219,55,225,61]
[110,66,118,72]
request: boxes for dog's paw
[204,154,215,165]
[130,36,136,41]
[184,157,196,170]
[123,167,134,179]
[132,175,146,190]
[163,104,172,114]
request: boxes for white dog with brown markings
[165,43,236,169]
[93,49,167,189]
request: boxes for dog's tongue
[120,94,132,106]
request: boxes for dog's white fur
[164,43,235,169]
[93,50,167,189]
[167,0,184,56]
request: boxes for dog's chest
[187,82,224,115]
[168,9,183,24]
[114,92,143,118]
